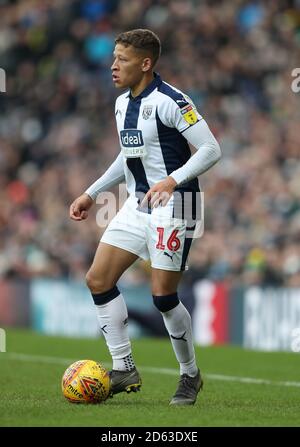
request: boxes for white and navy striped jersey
[86,72,221,221]
[115,72,201,198]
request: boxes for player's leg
[86,242,141,393]
[148,212,203,404]
[86,241,138,294]
[152,269,196,377]
[152,268,201,404]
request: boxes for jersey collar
[127,72,162,100]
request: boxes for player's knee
[151,271,182,297]
[85,271,115,294]
[151,283,178,297]
[152,287,176,297]
[152,292,180,313]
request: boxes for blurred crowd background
[0,0,300,288]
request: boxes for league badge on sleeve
[180,104,199,125]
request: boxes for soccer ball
[62,359,111,403]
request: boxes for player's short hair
[115,29,161,67]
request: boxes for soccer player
[70,29,221,405]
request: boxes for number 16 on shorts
[156,227,181,251]
[150,225,190,271]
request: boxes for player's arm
[85,152,125,200]
[169,118,221,185]
[69,152,125,221]
[142,97,221,207]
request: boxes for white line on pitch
[2,352,300,388]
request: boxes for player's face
[111,44,147,90]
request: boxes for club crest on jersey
[142,105,153,120]
[120,129,147,158]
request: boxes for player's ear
[141,57,152,73]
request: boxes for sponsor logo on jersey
[142,105,153,119]
[120,129,144,147]
[120,129,146,157]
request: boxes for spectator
[0,0,299,287]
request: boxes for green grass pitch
[0,328,300,427]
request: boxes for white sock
[95,293,135,371]
[161,301,198,377]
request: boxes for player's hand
[141,176,177,208]
[69,193,94,221]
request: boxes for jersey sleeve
[85,152,125,200]
[169,119,221,185]
[158,92,203,133]
[156,90,221,185]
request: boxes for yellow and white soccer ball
[62,359,111,403]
